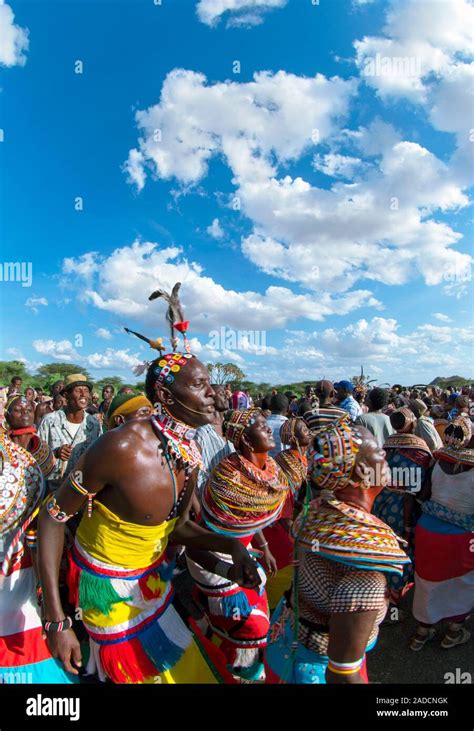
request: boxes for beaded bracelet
[42,616,73,633]
[327,657,363,675]
[46,495,75,523]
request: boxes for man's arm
[37,434,113,673]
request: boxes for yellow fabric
[158,638,220,684]
[83,601,144,629]
[108,395,152,428]
[265,565,293,611]
[76,500,178,569]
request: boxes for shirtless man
[37,355,259,683]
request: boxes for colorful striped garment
[68,500,232,684]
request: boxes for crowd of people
[0,364,472,685]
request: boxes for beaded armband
[69,472,97,518]
[46,495,75,523]
[25,529,37,550]
[327,657,363,675]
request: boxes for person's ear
[241,435,254,452]
[155,382,174,406]
[353,461,372,487]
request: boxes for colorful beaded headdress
[309,416,363,491]
[124,281,194,382]
[223,407,260,449]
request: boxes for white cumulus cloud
[61,240,382,333]
[32,339,81,363]
[95,327,113,340]
[0,1,28,67]
[196,0,287,27]
[207,218,224,239]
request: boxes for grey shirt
[38,408,102,487]
[415,416,442,452]
[194,423,235,496]
[356,411,394,448]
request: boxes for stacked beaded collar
[202,452,289,537]
[150,412,203,471]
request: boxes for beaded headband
[153,352,195,385]
[224,407,260,448]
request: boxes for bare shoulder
[90,419,156,454]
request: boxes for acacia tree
[207,362,245,386]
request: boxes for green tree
[37,363,91,380]
[207,362,245,386]
[0,360,31,387]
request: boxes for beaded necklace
[202,452,288,537]
[150,412,203,471]
[275,449,308,492]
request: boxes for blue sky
[1,0,473,385]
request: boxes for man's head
[61,374,92,413]
[107,393,153,429]
[304,385,315,398]
[455,395,469,413]
[10,376,22,392]
[24,387,36,402]
[50,380,64,397]
[270,393,289,415]
[145,354,216,428]
[367,387,389,412]
[315,379,335,405]
[102,384,115,402]
[53,393,66,410]
[334,380,354,401]
[211,384,229,413]
[297,398,314,416]
[118,386,134,395]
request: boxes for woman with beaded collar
[0,407,74,682]
[265,412,410,684]
[410,415,474,651]
[186,407,288,682]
